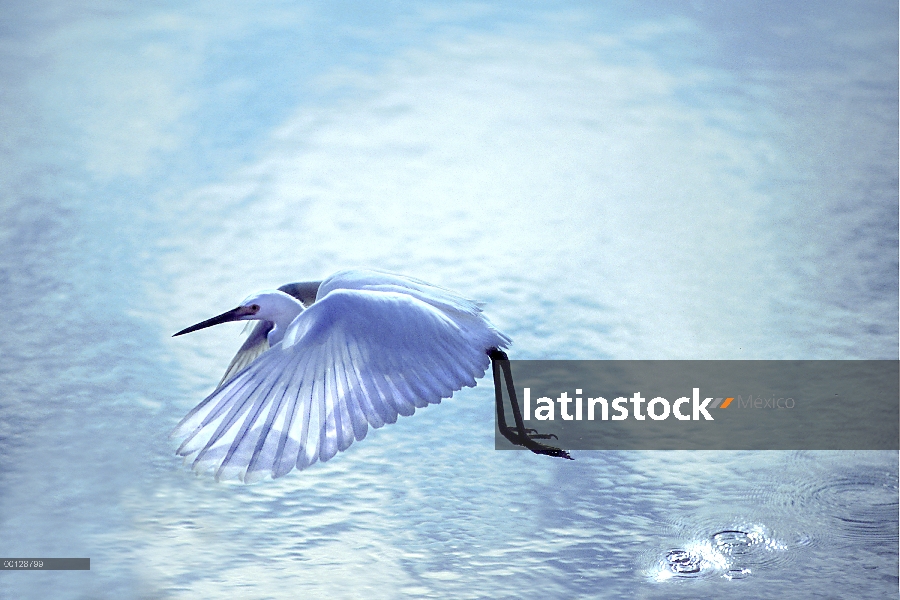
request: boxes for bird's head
[173,290,303,337]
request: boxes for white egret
[172,269,569,482]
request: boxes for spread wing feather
[215,321,272,390]
[173,285,509,482]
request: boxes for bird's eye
[250,304,260,313]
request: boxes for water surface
[0,1,896,598]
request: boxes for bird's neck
[264,295,305,346]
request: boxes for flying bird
[172,269,569,482]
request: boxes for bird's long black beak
[173,306,254,337]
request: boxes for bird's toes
[521,437,572,460]
[513,428,557,440]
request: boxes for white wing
[215,321,271,390]
[172,286,510,482]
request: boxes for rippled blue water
[1,1,896,598]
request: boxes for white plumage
[172,269,510,482]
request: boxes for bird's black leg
[489,349,572,460]
[492,356,522,446]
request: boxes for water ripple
[650,522,792,582]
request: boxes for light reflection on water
[0,1,896,598]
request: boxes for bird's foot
[504,427,571,459]
[520,429,558,440]
[520,436,573,460]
